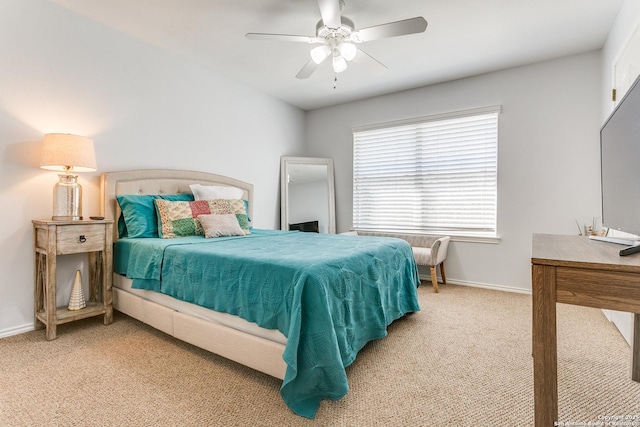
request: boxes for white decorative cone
[68,270,86,311]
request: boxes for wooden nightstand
[33,219,114,340]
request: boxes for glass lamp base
[52,174,83,221]
[52,215,83,220]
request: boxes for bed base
[113,288,286,379]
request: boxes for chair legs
[440,261,447,286]
[429,261,447,293]
[430,266,440,293]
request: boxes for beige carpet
[1,284,639,426]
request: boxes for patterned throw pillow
[189,184,252,226]
[155,199,251,238]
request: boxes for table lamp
[40,133,97,220]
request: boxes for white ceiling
[52,0,622,111]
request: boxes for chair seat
[412,247,433,266]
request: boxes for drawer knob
[78,235,87,243]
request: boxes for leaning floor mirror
[280,156,336,234]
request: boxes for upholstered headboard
[100,169,254,241]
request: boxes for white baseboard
[3,278,529,338]
[0,323,34,339]
[419,274,531,295]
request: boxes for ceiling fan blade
[351,17,427,42]
[352,49,387,76]
[296,59,319,79]
[246,33,319,43]
[317,0,341,29]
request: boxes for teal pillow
[244,199,252,227]
[117,193,194,238]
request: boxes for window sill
[351,229,501,244]
[449,235,501,244]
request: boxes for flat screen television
[596,72,640,255]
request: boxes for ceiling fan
[245,0,428,79]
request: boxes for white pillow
[198,214,245,238]
[189,184,244,200]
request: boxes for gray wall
[0,1,305,336]
[305,51,603,292]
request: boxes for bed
[100,169,420,418]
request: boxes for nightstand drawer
[56,225,106,254]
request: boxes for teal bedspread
[115,229,420,418]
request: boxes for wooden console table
[532,234,640,427]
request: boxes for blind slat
[353,110,498,236]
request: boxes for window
[353,106,499,238]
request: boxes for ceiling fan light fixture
[247,1,428,80]
[339,42,357,61]
[332,55,347,73]
[310,44,331,64]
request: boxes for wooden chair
[411,236,450,293]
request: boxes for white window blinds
[353,106,499,236]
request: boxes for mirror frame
[280,156,336,234]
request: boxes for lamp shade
[332,55,347,73]
[339,42,357,61]
[40,133,97,172]
[310,45,331,64]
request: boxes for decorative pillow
[155,199,251,238]
[116,193,194,238]
[198,214,246,238]
[189,184,244,200]
[188,184,252,226]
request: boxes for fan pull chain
[334,74,338,89]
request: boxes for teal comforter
[115,229,420,418]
